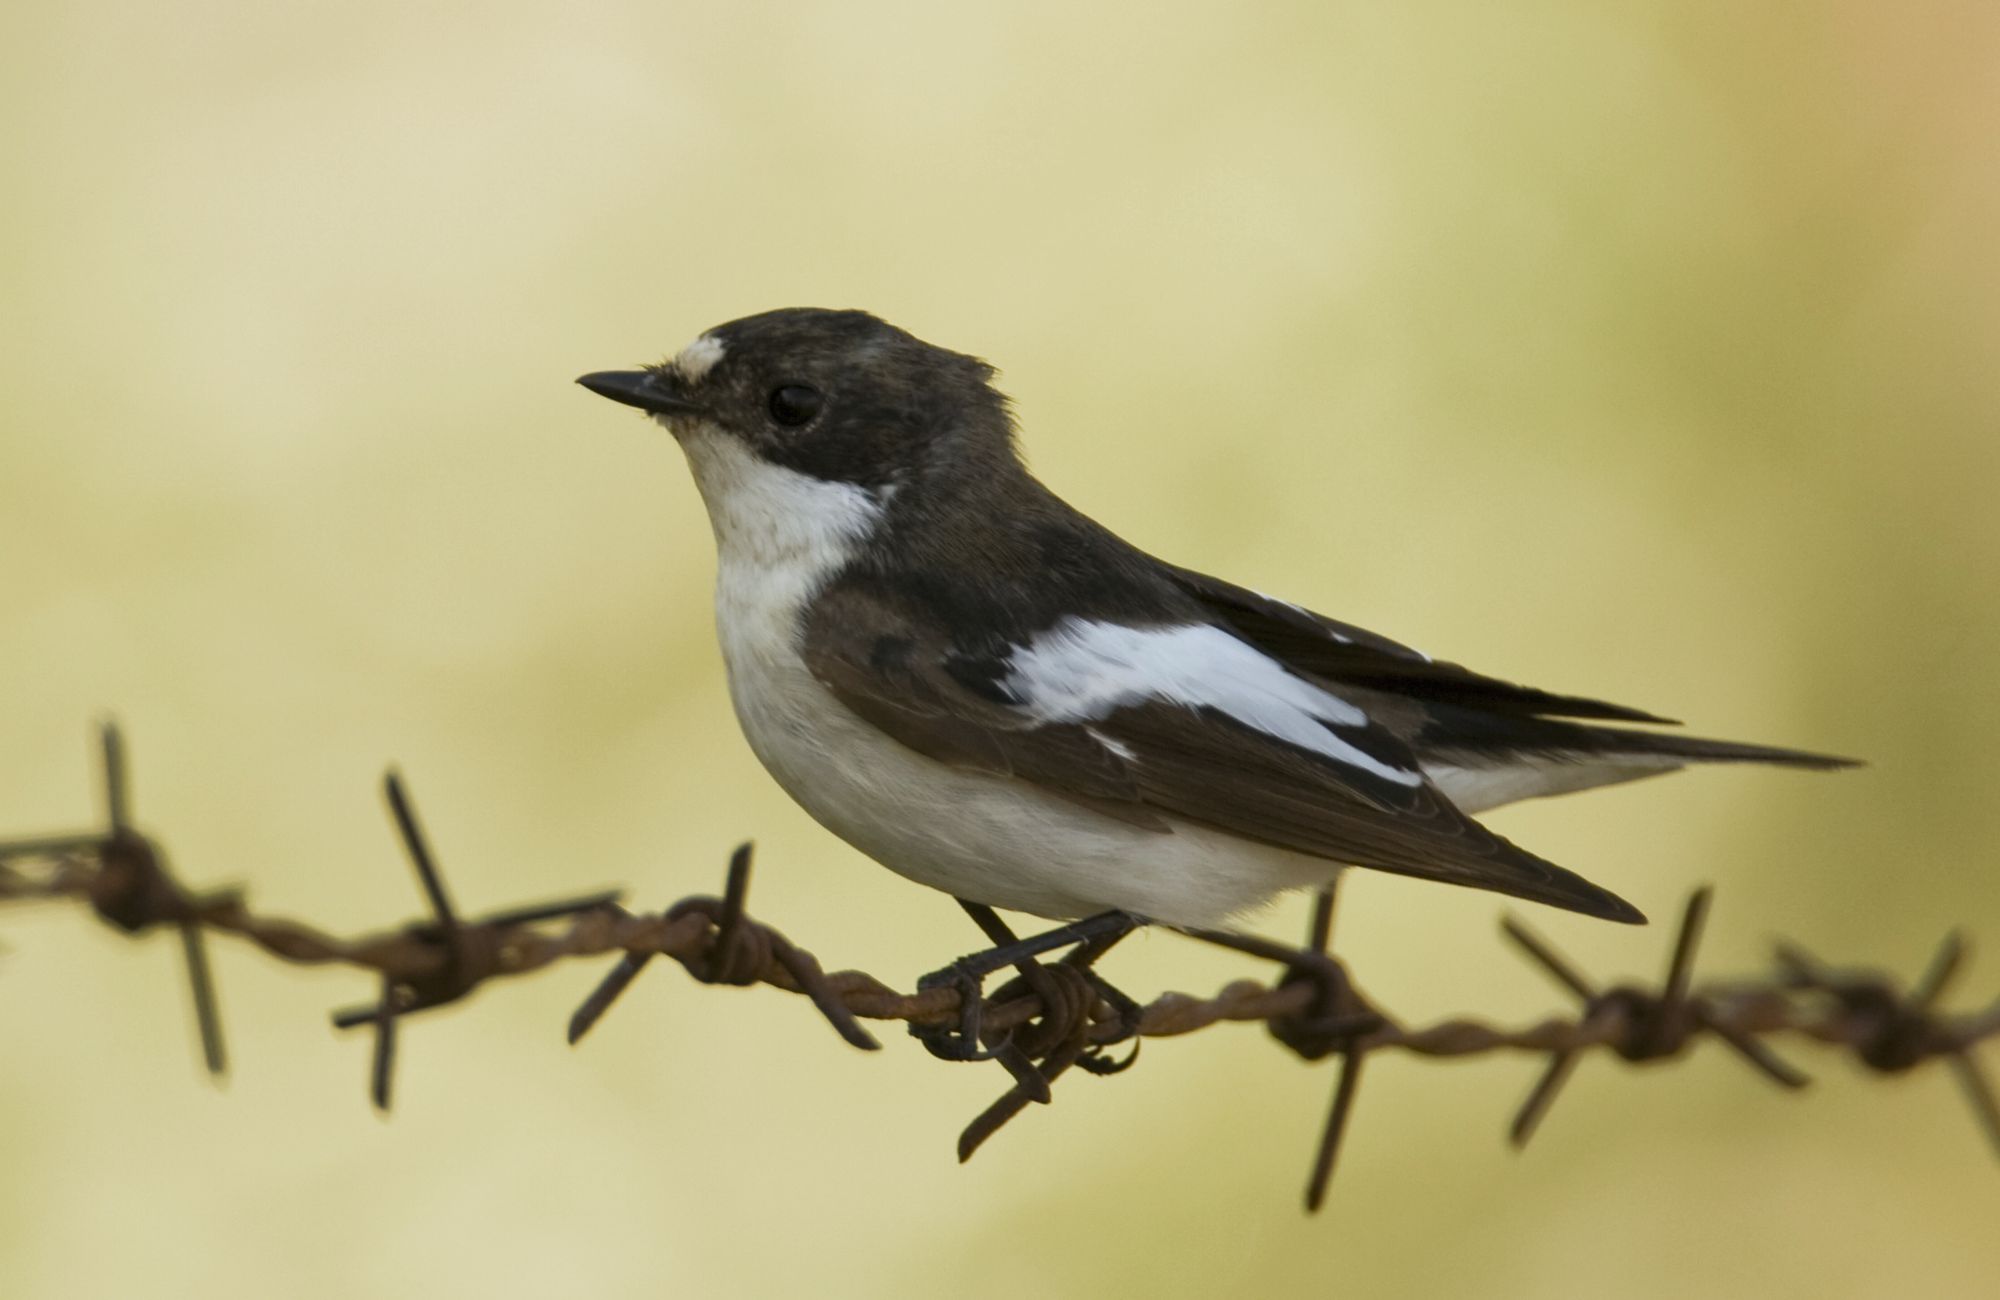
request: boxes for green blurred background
[3,2,1996,1295]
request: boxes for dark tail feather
[1579,729,1862,771]
[1419,702,1862,773]
[1402,725,1853,926]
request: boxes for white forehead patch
[673,334,727,382]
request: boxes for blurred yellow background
[4,2,1997,1295]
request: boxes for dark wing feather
[1162,564,1680,726]
[801,583,1644,923]
[1100,702,1637,913]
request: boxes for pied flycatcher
[579,308,1853,929]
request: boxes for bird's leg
[964,902,1143,1034]
[910,904,1139,1070]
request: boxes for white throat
[669,422,883,574]
[666,421,884,698]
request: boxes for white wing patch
[1007,619,1421,786]
[673,334,727,382]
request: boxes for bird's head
[579,308,1016,513]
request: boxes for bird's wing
[800,581,1643,922]
[1160,563,1680,725]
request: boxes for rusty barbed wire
[3,723,1996,1211]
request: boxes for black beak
[575,369,705,416]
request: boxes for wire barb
[1771,930,2000,1155]
[567,842,881,1054]
[1500,887,1812,1149]
[384,770,462,939]
[324,770,635,1106]
[1296,879,1374,1211]
[5,723,1998,1205]
[178,919,228,1077]
[0,724,233,1077]
[100,721,130,833]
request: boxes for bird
[578,308,1854,934]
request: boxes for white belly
[720,627,1338,926]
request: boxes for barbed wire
[3,723,1996,1211]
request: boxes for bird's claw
[910,960,1014,1063]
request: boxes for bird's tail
[1568,728,1860,771]
[1416,707,1860,817]
[1418,698,1861,773]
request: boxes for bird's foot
[907,907,1140,1073]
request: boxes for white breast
[672,425,1338,926]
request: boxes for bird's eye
[767,384,823,427]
